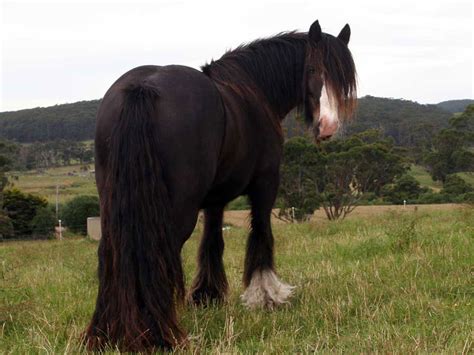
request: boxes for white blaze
[316,82,339,138]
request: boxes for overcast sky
[1,0,472,112]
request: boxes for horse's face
[305,21,352,141]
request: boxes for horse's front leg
[241,174,295,309]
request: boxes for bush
[460,192,474,204]
[0,211,14,240]
[31,207,56,239]
[441,175,473,195]
[227,196,250,210]
[416,192,453,204]
[61,195,99,235]
[357,192,386,205]
[278,137,324,222]
[382,174,427,204]
[2,189,48,238]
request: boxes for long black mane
[202,31,357,120]
[202,32,308,117]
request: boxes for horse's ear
[338,24,351,45]
[309,20,322,43]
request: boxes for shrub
[460,192,474,204]
[0,211,14,240]
[416,192,453,204]
[2,189,48,238]
[441,175,473,195]
[61,195,99,235]
[31,207,56,239]
[227,196,250,210]
[382,174,427,204]
[278,137,324,222]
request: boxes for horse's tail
[85,83,185,351]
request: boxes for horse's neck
[245,53,305,119]
[207,38,307,119]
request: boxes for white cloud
[1,0,472,111]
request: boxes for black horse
[85,20,357,351]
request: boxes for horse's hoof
[187,287,226,307]
[241,269,295,310]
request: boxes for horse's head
[303,20,357,142]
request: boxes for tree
[2,189,48,238]
[31,207,57,238]
[0,151,10,194]
[441,175,473,195]
[0,212,14,240]
[319,131,406,219]
[61,195,99,235]
[277,137,324,222]
[1,141,19,240]
[424,104,474,182]
[382,174,427,204]
[278,131,407,221]
[0,140,15,193]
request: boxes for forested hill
[0,100,100,142]
[343,96,452,146]
[436,99,474,114]
[0,96,471,144]
[284,96,456,146]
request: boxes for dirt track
[222,204,462,228]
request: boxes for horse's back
[95,65,225,236]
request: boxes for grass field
[408,165,442,191]
[1,207,473,353]
[407,165,474,192]
[8,165,97,204]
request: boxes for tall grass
[1,208,473,353]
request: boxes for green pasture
[1,207,472,353]
[8,165,97,204]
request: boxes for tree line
[0,140,93,170]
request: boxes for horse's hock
[87,217,101,241]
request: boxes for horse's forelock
[320,35,357,119]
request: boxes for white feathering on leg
[241,270,295,309]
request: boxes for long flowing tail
[85,83,185,351]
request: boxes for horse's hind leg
[188,206,228,304]
[241,175,295,309]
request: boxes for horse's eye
[308,67,315,74]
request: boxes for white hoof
[241,269,295,310]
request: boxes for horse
[85,20,357,351]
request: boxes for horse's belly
[201,175,252,208]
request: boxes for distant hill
[436,99,474,113]
[0,100,100,143]
[284,96,452,147]
[0,95,464,145]
[345,96,451,146]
